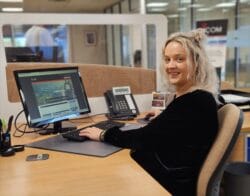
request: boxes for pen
[6,115,14,134]
[0,119,2,132]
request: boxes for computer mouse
[143,113,155,121]
[137,113,155,124]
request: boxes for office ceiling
[0,0,123,13]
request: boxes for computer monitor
[14,67,91,133]
[5,46,61,62]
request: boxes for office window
[3,24,67,63]
[238,0,250,88]
[145,0,250,89]
[122,26,132,66]
[193,0,236,86]
[3,24,109,64]
[113,4,122,66]
[130,0,139,13]
[121,0,130,13]
[3,23,156,68]
[179,0,191,32]
[147,25,156,69]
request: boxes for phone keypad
[118,100,129,111]
[115,95,129,112]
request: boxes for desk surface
[242,112,250,131]
[0,116,170,196]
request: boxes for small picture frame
[84,31,96,46]
[151,92,167,110]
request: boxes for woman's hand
[153,109,162,117]
[145,109,161,119]
[79,127,103,141]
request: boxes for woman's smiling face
[163,41,194,90]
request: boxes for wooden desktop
[0,116,170,196]
[1,111,250,196]
[229,111,250,161]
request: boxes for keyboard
[221,94,250,104]
[62,120,125,142]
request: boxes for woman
[79,29,219,196]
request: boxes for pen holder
[1,132,11,151]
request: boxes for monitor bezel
[14,66,91,129]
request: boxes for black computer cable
[13,110,49,137]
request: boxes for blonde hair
[161,28,219,98]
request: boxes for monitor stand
[38,121,76,135]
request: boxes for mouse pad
[26,134,122,157]
[136,118,150,124]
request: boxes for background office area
[1,0,250,117]
[1,0,250,88]
[0,1,250,195]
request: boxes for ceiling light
[178,7,187,11]
[1,7,23,12]
[148,7,167,12]
[180,0,191,3]
[197,7,213,12]
[167,14,179,18]
[188,4,203,8]
[215,2,235,8]
[0,0,23,2]
[147,2,168,7]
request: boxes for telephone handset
[104,86,139,120]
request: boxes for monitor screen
[14,67,91,133]
[5,46,61,62]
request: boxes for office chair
[197,103,244,196]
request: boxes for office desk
[0,118,170,196]
[242,112,250,131]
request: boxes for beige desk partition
[6,63,156,103]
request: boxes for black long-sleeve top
[104,90,218,169]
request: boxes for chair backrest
[197,103,244,196]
